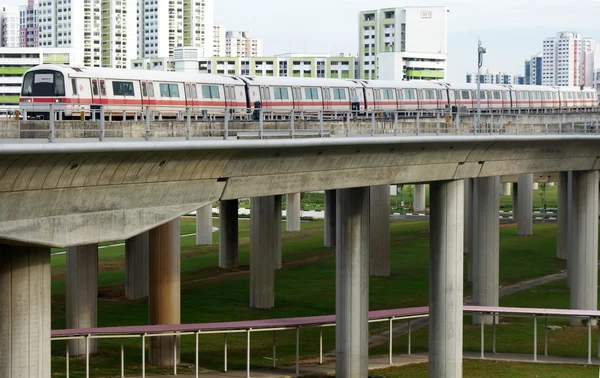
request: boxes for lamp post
[477,38,486,133]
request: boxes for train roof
[506,84,558,92]
[445,83,508,91]
[356,79,445,89]
[24,65,242,85]
[237,76,364,88]
[554,85,596,92]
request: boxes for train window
[191,85,198,99]
[92,80,98,96]
[201,85,220,99]
[141,83,148,97]
[333,88,347,100]
[566,92,573,100]
[71,79,77,95]
[99,80,106,96]
[304,87,319,100]
[424,90,436,100]
[403,89,416,100]
[382,89,394,100]
[493,91,501,100]
[159,83,180,98]
[112,81,135,96]
[230,87,236,100]
[577,92,583,99]
[477,91,486,100]
[148,83,155,98]
[460,90,470,100]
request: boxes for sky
[214,0,600,82]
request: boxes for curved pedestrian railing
[52,305,600,378]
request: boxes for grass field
[49,218,570,377]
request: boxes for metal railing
[5,104,600,142]
[51,305,600,378]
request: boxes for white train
[19,64,599,119]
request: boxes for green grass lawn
[359,360,600,378]
[49,218,569,377]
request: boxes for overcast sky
[214,0,600,82]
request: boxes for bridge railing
[51,305,600,378]
[3,104,600,142]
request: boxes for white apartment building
[137,0,214,59]
[465,71,525,85]
[358,7,448,80]
[0,5,19,47]
[36,0,135,68]
[542,32,597,87]
[225,30,262,58]
[213,24,225,56]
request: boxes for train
[18,64,599,120]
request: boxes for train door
[322,87,331,111]
[69,78,80,116]
[90,78,104,118]
[292,87,301,110]
[185,83,194,110]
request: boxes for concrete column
[512,182,518,222]
[500,182,511,196]
[429,180,464,378]
[464,179,473,283]
[324,190,336,248]
[370,184,390,277]
[275,195,282,270]
[125,232,149,300]
[471,177,500,325]
[219,200,239,269]
[195,204,213,245]
[286,193,302,232]
[336,187,370,377]
[250,196,277,308]
[413,184,426,212]
[149,219,181,366]
[533,182,539,190]
[517,174,533,236]
[548,182,555,187]
[570,170,599,326]
[0,245,51,378]
[556,172,569,261]
[66,244,98,355]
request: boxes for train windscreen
[21,70,66,97]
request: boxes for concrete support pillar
[324,190,336,248]
[413,184,426,212]
[471,177,500,325]
[66,244,98,355]
[370,185,390,277]
[517,174,533,236]
[500,182,511,196]
[429,180,464,378]
[250,196,277,309]
[556,172,569,261]
[286,193,301,232]
[336,187,370,377]
[0,245,51,378]
[195,204,213,245]
[570,170,599,326]
[533,182,539,190]
[512,183,518,222]
[149,219,181,366]
[219,200,239,269]
[464,179,473,283]
[548,182,555,187]
[125,232,149,300]
[275,195,282,269]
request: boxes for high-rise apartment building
[225,30,262,58]
[19,0,37,47]
[465,70,523,85]
[542,32,597,87]
[137,0,214,59]
[213,24,225,56]
[358,7,448,81]
[36,0,135,68]
[0,5,19,47]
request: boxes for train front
[19,65,69,120]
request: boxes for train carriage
[359,80,448,111]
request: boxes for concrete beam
[125,232,149,300]
[250,196,277,309]
[570,170,599,326]
[370,185,390,277]
[414,184,426,212]
[66,244,98,355]
[0,245,51,378]
[336,187,370,377]
[517,174,533,236]
[471,177,500,325]
[429,180,464,378]
[556,172,569,261]
[149,219,181,366]
[196,204,213,245]
[219,200,239,269]
[286,193,302,232]
[324,190,336,248]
